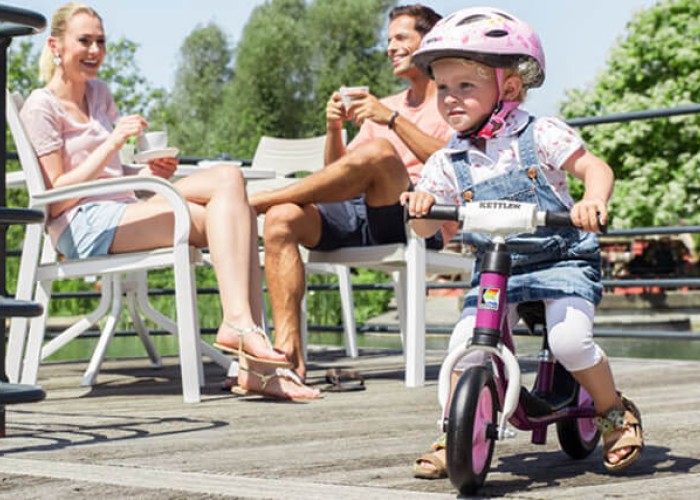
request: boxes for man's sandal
[214,322,292,368]
[231,366,320,402]
[596,395,644,472]
[414,434,448,479]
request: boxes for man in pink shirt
[250,4,454,393]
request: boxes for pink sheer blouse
[20,79,137,243]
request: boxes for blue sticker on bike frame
[480,287,501,311]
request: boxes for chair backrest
[6,91,48,200]
[250,131,347,178]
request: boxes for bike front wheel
[446,366,498,496]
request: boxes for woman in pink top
[22,2,319,400]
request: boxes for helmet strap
[462,68,520,140]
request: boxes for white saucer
[197,160,243,168]
[133,147,179,163]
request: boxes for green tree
[226,0,397,157]
[561,0,700,228]
[226,0,312,157]
[163,23,234,157]
[305,0,398,135]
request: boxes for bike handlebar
[405,201,606,234]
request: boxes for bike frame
[437,234,597,443]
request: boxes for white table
[6,162,275,189]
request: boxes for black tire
[556,383,600,459]
[446,366,498,496]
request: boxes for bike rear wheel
[446,366,498,496]
[556,384,600,459]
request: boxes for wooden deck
[1,348,699,499]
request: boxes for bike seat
[516,301,545,335]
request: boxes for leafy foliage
[560,0,700,228]
[162,24,235,157]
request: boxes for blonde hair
[38,2,103,82]
[434,57,528,102]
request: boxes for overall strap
[517,117,539,171]
[449,150,473,206]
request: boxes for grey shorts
[311,195,443,251]
[56,201,130,259]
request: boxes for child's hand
[571,198,607,232]
[400,191,436,218]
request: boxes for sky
[19,0,658,117]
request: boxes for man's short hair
[389,4,442,35]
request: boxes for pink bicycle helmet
[412,7,545,89]
[412,7,545,138]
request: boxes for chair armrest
[122,164,143,176]
[30,176,192,246]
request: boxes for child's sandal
[595,396,643,472]
[413,434,448,479]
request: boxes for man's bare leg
[263,203,323,380]
[251,138,410,214]
[260,137,417,384]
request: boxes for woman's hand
[400,191,436,218]
[141,156,178,179]
[571,198,607,232]
[111,114,148,150]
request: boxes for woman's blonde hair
[38,2,103,82]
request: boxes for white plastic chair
[247,134,358,358]
[249,134,474,386]
[5,91,231,403]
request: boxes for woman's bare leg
[111,164,285,363]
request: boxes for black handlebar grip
[544,211,573,227]
[545,211,608,234]
[405,204,460,221]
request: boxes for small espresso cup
[138,131,168,152]
[339,86,369,108]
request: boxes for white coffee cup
[339,86,369,108]
[138,131,168,152]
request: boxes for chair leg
[40,275,113,360]
[125,288,162,368]
[300,292,308,364]
[82,276,124,386]
[123,272,162,367]
[6,223,42,382]
[335,265,358,358]
[20,278,54,385]
[133,274,229,371]
[393,270,408,349]
[173,246,203,403]
[405,236,426,388]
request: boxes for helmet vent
[456,14,489,26]
[486,29,508,38]
[495,12,514,21]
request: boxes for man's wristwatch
[388,110,399,130]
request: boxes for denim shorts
[56,201,130,260]
[312,195,443,251]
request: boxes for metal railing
[5,104,700,345]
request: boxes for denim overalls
[448,119,603,309]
